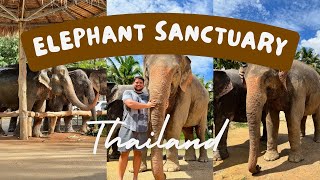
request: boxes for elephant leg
[182,127,196,161]
[80,116,90,134]
[300,116,307,137]
[285,98,304,163]
[49,117,58,134]
[264,110,280,161]
[55,118,62,133]
[163,128,182,172]
[312,109,320,143]
[196,121,209,162]
[32,100,46,138]
[8,117,17,132]
[42,118,49,131]
[261,111,267,142]
[213,116,230,161]
[28,117,33,137]
[0,119,6,136]
[32,117,44,137]
[64,116,75,133]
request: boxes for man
[118,76,156,180]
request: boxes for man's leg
[133,150,142,180]
[118,151,130,180]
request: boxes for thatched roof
[0,0,106,36]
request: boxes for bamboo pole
[0,110,107,118]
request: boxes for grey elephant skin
[245,60,320,174]
[144,55,209,180]
[213,69,267,161]
[0,65,98,137]
[45,69,98,134]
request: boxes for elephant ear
[278,71,288,90]
[89,73,100,93]
[180,56,193,92]
[143,55,149,89]
[37,68,52,90]
[214,70,233,99]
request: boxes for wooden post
[18,20,28,140]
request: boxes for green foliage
[66,58,107,69]
[107,56,142,85]
[295,47,320,74]
[0,37,19,67]
[214,58,241,70]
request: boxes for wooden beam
[93,11,105,17]
[25,6,67,21]
[26,0,55,21]
[18,20,28,140]
[63,9,77,20]
[0,110,108,118]
[0,3,18,21]
[86,1,106,10]
[21,0,26,19]
[0,12,16,21]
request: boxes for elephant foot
[300,132,306,137]
[198,155,209,162]
[288,151,304,162]
[129,163,147,173]
[313,133,320,143]
[163,160,180,172]
[32,130,44,138]
[8,127,15,133]
[55,128,62,133]
[213,149,229,161]
[184,152,196,161]
[0,130,7,136]
[65,128,75,133]
[109,151,120,159]
[264,150,279,161]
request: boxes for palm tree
[107,56,142,85]
[213,58,241,70]
[295,47,320,73]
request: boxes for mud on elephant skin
[213,69,267,161]
[244,60,320,174]
[144,55,209,179]
[0,65,99,138]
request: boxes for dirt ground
[106,144,213,180]
[213,112,320,180]
[0,118,107,180]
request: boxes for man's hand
[146,100,157,108]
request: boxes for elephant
[144,55,209,179]
[244,60,320,174]
[0,64,98,137]
[67,68,111,96]
[213,69,267,161]
[46,69,98,134]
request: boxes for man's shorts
[118,126,148,152]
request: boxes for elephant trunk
[88,85,97,121]
[246,77,267,174]
[63,75,99,111]
[149,76,171,180]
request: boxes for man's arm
[124,99,156,110]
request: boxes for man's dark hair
[133,75,144,82]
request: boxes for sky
[107,0,213,82]
[213,0,320,54]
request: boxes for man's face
[133,78,144,91]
